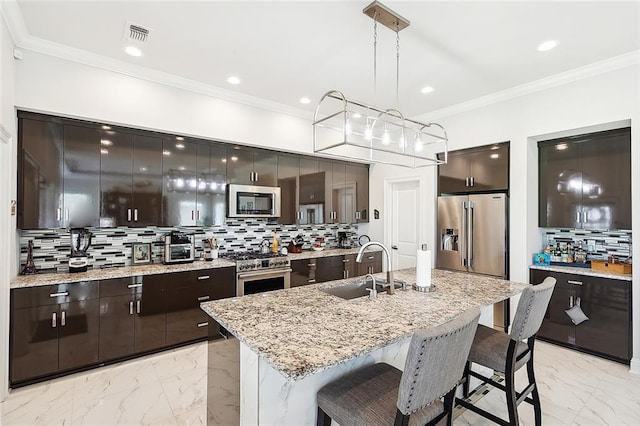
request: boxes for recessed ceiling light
[352,113,362,119]
[227,76,241,85]
[537,40,558,52]
[420,86,434,94]
[300,97,311,104]
[124,45,143,57]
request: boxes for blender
[69,228,93,273]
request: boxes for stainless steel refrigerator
[436,193,509,329]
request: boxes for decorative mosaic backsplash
[542,228,632,261]
[19,220,359,273]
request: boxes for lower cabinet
[530,269,631,362]
[291,252,382,288]
[10,281,100,385]
[98,275,167,362]
[165,267,235,345]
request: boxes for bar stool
[316,308,480,426]
[456,277,556,426]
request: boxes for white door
[390,180,420,270]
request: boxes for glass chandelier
[313,1,448,168]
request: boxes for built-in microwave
[227,184,281,218]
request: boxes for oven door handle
[237,268,292,280]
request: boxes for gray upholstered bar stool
[316,308,480,426]
[456,277,556,426]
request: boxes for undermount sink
[320,279,401,300]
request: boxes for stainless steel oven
[224,252,291,296]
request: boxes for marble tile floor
[1,340,638,425]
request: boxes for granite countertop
[9,247,373,289]
[10,259,236,289]
[529,264,632,281]
[201,268,527,381]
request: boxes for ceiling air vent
[123,21,151,43]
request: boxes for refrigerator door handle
[468,201,474,267]
[461,201,468,267]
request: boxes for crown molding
[416,50,640,122]
[1,1,313,121]
[0,123,10,144]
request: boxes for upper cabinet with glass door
[538,128,631,230]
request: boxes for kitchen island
[201,268,528,425]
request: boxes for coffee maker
[337,231,351,249]
[69,228,93,273]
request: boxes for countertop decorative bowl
[312,246,324,251]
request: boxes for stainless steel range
[222,252,291,296]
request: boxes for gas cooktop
[222,251,287,261]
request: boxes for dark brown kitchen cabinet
[277,154,299,225]
[165,267,235,345]
[291,258,318,287]
[227,146,277,186]
[100,131,163,227]
[298,158,325,225]
[17,115,64,229]
[538,127,631,230]
[98,275,166,361]
[438,142,509,195]
[196,142,228,227]
[315,255,346,282]
[350,164,369,223]
[530,269,631,363]
[356,251,382,275]
[17,113,101,229]
[320,161,351,223]
[10,281,100,385]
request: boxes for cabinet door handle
[134,209,138,222]
[136,300,141,314]
[128,209,132,221]
[56,208,61,222]
[129,301,134,315]
[308,279,316,283]
[61,310,66,327]
[343,270,346,279]
[65,209,70,221]
[254,172,259,182]
[576,211,581,223]
[568,280,583,285]
[197,296,210,302]
[127,283,143,288]
[367,256,374,260]
[197,322,208,328]
[307,263,315,267]
[582,211,588,223]
[52,312,57,328]
[345,271,349,278]
[49,292,69,298]
[191,210,194,220]
[198,275,210,280]
[197,210,200,220]
[470,176,475,187]
[569,295,574,308]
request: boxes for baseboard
[630,357,640,374]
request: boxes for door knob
[391,245,398,250]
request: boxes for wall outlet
[10,200,16,216]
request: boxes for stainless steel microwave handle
[237,268,292,280]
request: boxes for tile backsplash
[19,220,359,273]
[542,228,632,261]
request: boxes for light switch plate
[10,200,16,216]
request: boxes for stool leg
[443,388,455,426]
[317,407,331,426]
[462,361,471,398]
[526,340,542,426]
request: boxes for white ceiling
[7,0,640,118]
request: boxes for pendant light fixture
[313,1,448,168]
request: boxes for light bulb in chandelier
[364,119,373,141]
[345,114,352,136]
[399,133,406,149]
[414,132,424,152]
[382,125,391,145]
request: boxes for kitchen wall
[0,7,16,402]
[18,221,358,272]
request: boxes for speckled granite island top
[10,258,236,289]
[201,268,528,381]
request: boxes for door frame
[384,176,425,271]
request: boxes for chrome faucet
[363,274,377,300]
[356,241,395,295]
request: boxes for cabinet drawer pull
[129,301,134,315]
[307,263,315,267]
[61,310,66,326]
[367,256,374,260]
[52,312,57,328]
[567,280,583,285]
[127,284,143,288]
[49,292,69,298]
[308,279,316,283]
[197,322,208,328]
[136,300,141,314]
[197,296,210,302]
[343,259,349,263]
[197,275,210,280]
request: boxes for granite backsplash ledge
[19,220,359,273]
